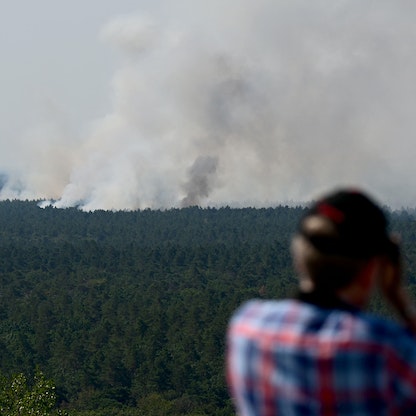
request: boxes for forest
[0,200,416,415]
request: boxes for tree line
[0,200,414,414]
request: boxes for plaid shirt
[227,297,416,415]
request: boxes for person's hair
[291,215,369,290]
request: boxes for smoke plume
[181,156,219,207]
[2,1,416,209]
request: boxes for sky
[1,0,416,210]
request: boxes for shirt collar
[296,289,360,313]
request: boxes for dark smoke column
[181,155,218,207]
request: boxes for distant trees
[0,200,413,414]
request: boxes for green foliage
[0,200,413,414]
[0,369,68,415]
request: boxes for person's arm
[378,239,416,334]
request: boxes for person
[226,188,416,415]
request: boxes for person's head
[292,188,398,295]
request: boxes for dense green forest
[0,200,416,415]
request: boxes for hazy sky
[1,1,416,210]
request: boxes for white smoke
[2,0,416,209]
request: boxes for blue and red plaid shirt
[227,296,416,415]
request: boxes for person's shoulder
[231,298,290,317]
[357,311,416,351]
[229,298,299,328]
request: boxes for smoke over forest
[1,1,416,210]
